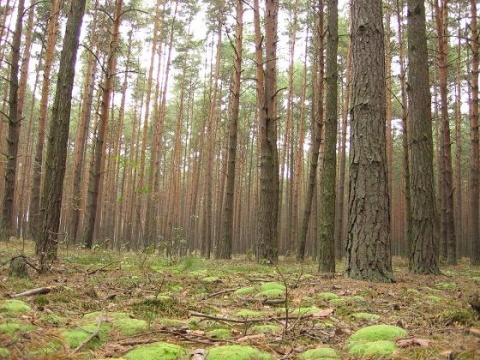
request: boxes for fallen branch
[71,312,104,354]
[207,288,238,298]
[87,261,119,275]
[237,297,286,305]
[9,286,57,298]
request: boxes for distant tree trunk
[82,0,123,249]
[297,0,324,261]
[407,0,440,274]
[2,0,25,239]
[254,0,280,263]
[469,0,480,265]
[318,0,338,273]
[454,23,463,255]
[37,0,87,269]
[434,0,456,264]
[217,0,243,259]
[345,0,393,283]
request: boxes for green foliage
[207,328,232,339]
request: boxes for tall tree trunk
[469,0,480,265]
[2,0,25,239]
[15,3,36,238]
[396,0,411,257]
[82,0,123,249]
[30,0,61,241]
[345,0,393,283]
[37,0,87,269]
[254,0,280,263]
[434,0,456,264]
[67,0,99,245]
[407,0,440,274]
[297,0,324,261]
[318,0,338,273]
[334,41,351,261]
[217,0,243,259]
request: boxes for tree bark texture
[37,0,87,269]
[407,0,441,274]
[345,0,393,283]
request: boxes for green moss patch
[348,324,407,343]
[348,340,397,358]
[298,347,339,359]
[234,286,256,296]
[113,317,148,335]
[0,348,10,357]
[0,299,31,316]
[250,324,279,334]
[328,298,347,306]
[257,288,285,298]
[124,342,187,360]
[260,282,285,292]
[203,276,221,283]
[0,321,35,335]
[207,328,232,339]
[206,345,273,360]
[426,295,442,303]
[61,324,108,349]
[317,292,340,300]
[351,312,380,320]
[288,306,322,316]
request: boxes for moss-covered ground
[0,239,479,359]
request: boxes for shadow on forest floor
[0,239,479,359]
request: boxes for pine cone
[469,293,480,313]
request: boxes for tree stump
[9,256,29,278]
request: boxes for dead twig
[189,310,331,324]
[207,288,238,298]
[87,261,119,275]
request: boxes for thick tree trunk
[345,0,393,283]
[37,0,87,270]
[407,0,440,274]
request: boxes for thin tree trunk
[297,0,324,261]
[82,0,123,249]
[217,0,243,259]
[318,0,338,273]
[2,0,25,239]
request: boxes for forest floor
[0,239,479,359]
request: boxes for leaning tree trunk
[37,0,87,270]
